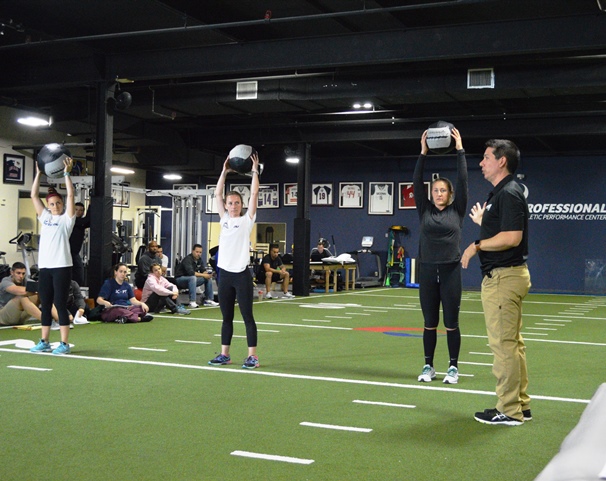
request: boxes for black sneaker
[474,408,523,426]
[141,314,153,322]
[522,409,532,421]
[114,316,128,324]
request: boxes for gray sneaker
[417,364,436,382]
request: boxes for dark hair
[75,202,85,208]
[193,244,202,250]
[11,261,26,270]
[485,139,520,174]
[224,191,246,217]
[112,262,128,274]
[150,262,162,271]
[269,243,280,251]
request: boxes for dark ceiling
[2,0,606,176]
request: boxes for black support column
[292,143,311,297]
[87,83,116,299]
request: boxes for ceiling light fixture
[17,115,51,127]
[285,156,300,164]
[111,167,135,175]
[352,101,373,110]
[163,173,182,180]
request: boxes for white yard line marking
[258,329,280,333]
[128,347,167,352]
[231,450,314,465]
[214,334,246,338]
[460,361,493,367]
[525,327,557,331]
[363,309,388,313]
[547,319,572,322]
[300,422,372,433]
[325,316,352,319]
[7,365,52,371]
[300,319,331,323]
[436,371,474,377]
[469,352,493,356]
[535,323,566,326]
[353,400,416,409]
[521,332,548,336]
[345,312,371,316]
[175,340,211,345]
[0,347,591,404]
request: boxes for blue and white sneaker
[52,342,71,355]
[175,305,191,315]
[242,355,260,369]
[30,339,51,353]
[418,364,436,382]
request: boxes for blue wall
[148,152,606,295]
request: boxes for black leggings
[418,262,462,365]
[418,262,462,330]
[218,268,257,347]
[39,267,72,327]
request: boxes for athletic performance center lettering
[529,203,606,221]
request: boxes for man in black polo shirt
[462,138,531,426]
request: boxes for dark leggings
[39,267,72,327]
[418,262,462,364]
[218,268,257,347]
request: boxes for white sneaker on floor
[264,292,273,299]
[189,301,199,308]
[283,292,295,299]
[73,316,89,325]
[417,364,436,382]
[443,365,459,384]
[204,300,219,307]
[50,321,60,331]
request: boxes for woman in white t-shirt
[208,153,260,369]
[30,157,76,355]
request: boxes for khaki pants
[481,264,531,421]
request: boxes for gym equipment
[37,143,71,179]
[228,144,257,174]
[384,225,409,287]
[426,120,455,154]
[349,236,383,288]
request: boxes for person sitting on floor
[0,262,41,326]
[259,244,295,299]
[96,263,152,323]
[142,263,190,315]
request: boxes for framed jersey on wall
[338,182,363,209]
[368,182,393,215]
[311,183,333,206]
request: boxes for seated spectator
[0,262,41,326]
[174,244,218,308]
[310,241,332,262]
[96,263,153,323]
[259,244,295,299]
[51,280,90,329]
[142,263,190,315]
[134,240,161,289]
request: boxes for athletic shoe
[283,292,295,299]
[30,339,52,353]
[443,365,459,384]
[523,409,532,421]
[52,342,71,355]
[189,301,199,308]
[174,305,191,315]
[51,321,60,331]
[418,364,436,382]
[141,314,153,322]
[114,316,128,324]
[73,315,89,325]
[264,293,273,299]
[208,354,231,366]
[203,300,219,307]
[242,355,260,369]
[474,408,523,426]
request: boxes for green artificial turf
[1,288,604,480]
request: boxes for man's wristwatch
[474,239,482,252]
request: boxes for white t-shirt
[160,254,169,269]
[38,209,76,269]
[217,211,256,273]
